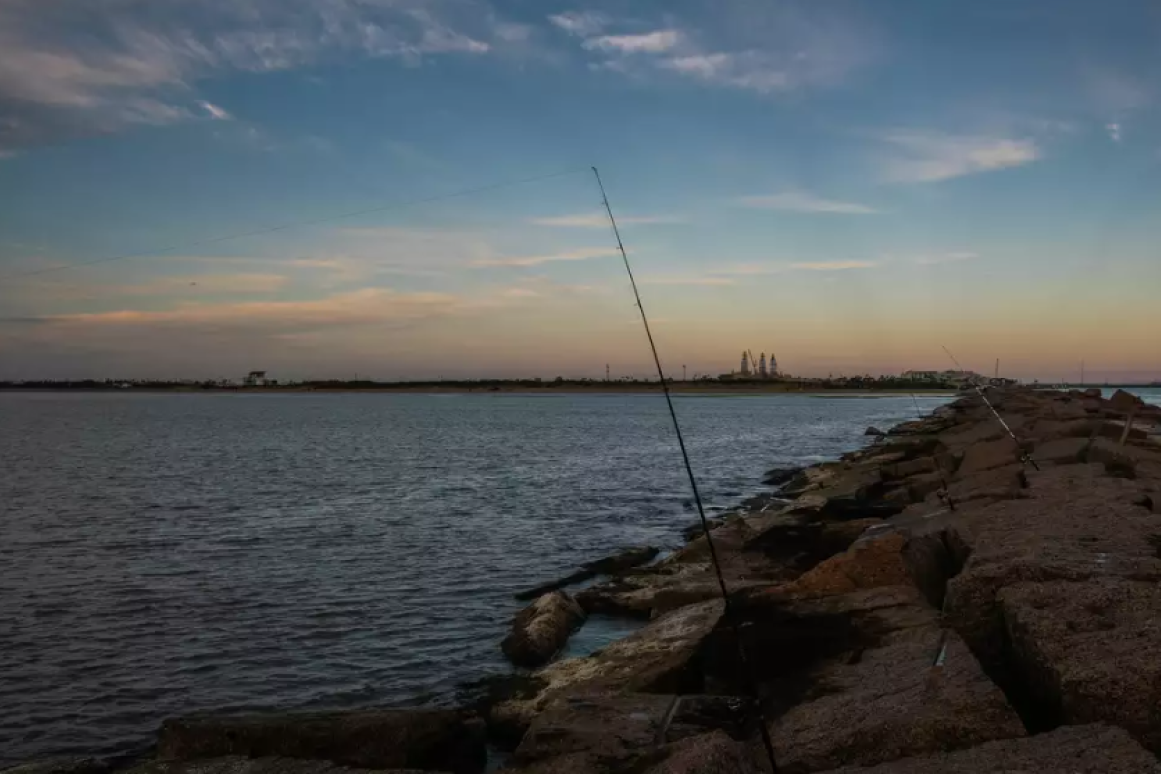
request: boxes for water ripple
[0,391,944,765]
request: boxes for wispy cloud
[1106,122,1122,142]
[0,0,510,152]
[910,251,978,266]
[738,192,878,215]
[878,131,1040,183]
[641,276,737,286]
[530,212,682,228]
[559,4,877,95]
[548,11,609,37]
[789,260,876,271]
[471,247,620,268]
[583,30,681,54]
[198,101,231,121]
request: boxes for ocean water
[0,389,976,764]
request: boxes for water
[0,390,949,764]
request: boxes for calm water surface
[0,389,970,764]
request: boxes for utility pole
[994,359,999,379]
[606,363,610,382]
[683,364,687,382]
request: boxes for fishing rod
[941,346,1039,471]
[592,167,780,773]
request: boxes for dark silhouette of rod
[592,166,780,773]
[942,345,1039,471]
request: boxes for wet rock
[582,547,660,575]
[763,466,805,487]
[769,628,1024,772]
[502,591,586,668]
[816,723,1160,773]
[1000,578,1161,751]
[156,710,486,774]
[514,569,597,602]
[864,426,885,437]
[515,548,661,601]
[119,760,429,774]
[490,601,724,741]
[1082,387,1103,399]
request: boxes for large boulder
[943,464,1161,667]
[490,601,724,741]
[582,547,660,575]
[769,627,1024,772]
[502,591,586,668]
[769,533,914,599]
[815,723,1160,773]
[511,693,752,769]
[1000,578,1161,751]
[156,710,486,774]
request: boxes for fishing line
[1,167,588,281]
[941,346,1039,471]
[592,166,780,773]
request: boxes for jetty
[8,386,1161,774]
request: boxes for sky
[1,0,1160,383]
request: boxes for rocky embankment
[9,387,1161,774]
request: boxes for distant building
[244,370,268,387]
[740,352,750,376]
[770,352,779,376]
[758,353,768,377]
[902,369,980,384]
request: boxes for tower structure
[770,352,779,376]
[740,351,750,376]
[758,353,768,378]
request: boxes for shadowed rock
[120,760,435,774]
[816,724,1159,773]
[1000,578,1161,751]
[156,710,485,774]
[502,591,586,668]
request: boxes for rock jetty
[5,386,1161,774]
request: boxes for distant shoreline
[0,384,959,397]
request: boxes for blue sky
[1,0,1159,381]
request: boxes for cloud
[878,131,1041,183]
[1106,122,1122,142]
[566,4,877,95]
[1082,67,1150,115]
[640,276,736,286]
[548,11,609,37]
[529,212,683,228]
[910,252,978,266]
[0,0,508,152]
[738,192,878,214]
[789,261,876,271]
[471,247,620,268]
[198,101,231,121]
[583,30,681,54]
